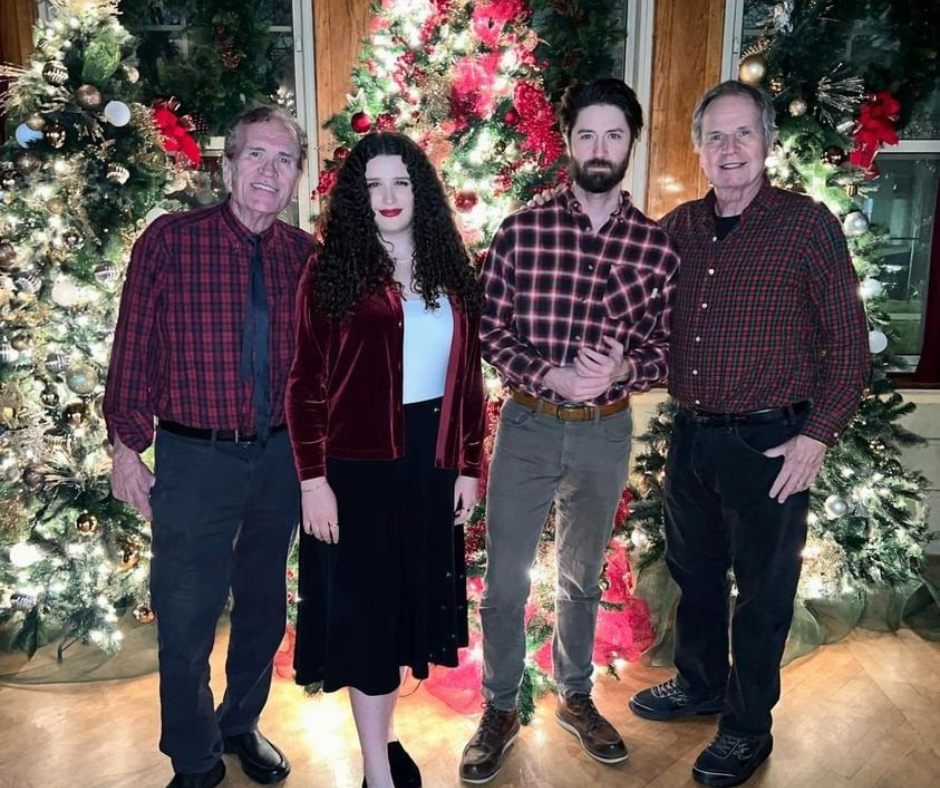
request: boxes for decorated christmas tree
[299,0,655,720]
[629,0,939,664]
[0,0,195,667]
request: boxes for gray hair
[224,106,308,169]
[691,80,776,150]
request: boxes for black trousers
[663,408,809,736]
[149,427,299,773]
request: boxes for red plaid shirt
[480,187,679,405]
[104,200,315,452]
[662,182,870,446]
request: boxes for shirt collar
[702,176,780,220]
[560,183,634,222]
[219,198,279,247]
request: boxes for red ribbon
[153,99,202,168]
[849,91,900,175]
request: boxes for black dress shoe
[222,729,290,784]
[361,741,422,788]
[165,759,225,788]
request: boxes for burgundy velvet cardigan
[286,266,485,482]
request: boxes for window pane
[864,154,940,359]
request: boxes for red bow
[152,99,202,168]
[849,91,900,176]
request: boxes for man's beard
[571,156,629,193]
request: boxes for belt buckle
[557,403,588,421]
[234,429,242,443]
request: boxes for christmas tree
[300,0,655,721]
[629,0,939,664]
[0,0,194,668]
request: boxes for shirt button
[695,399,701,405]
[574,334,581,341]
[695,336,701,343]
[708,268,716,275]
[587,265,594,271]
[712,236,718,242]
[692,369,698,376]
[701,303,708,309]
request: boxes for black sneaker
[692,731,773,787]
[629,678,724,721]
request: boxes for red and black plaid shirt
[480,187,679,405]
[104,200,314,452]
[662,182,870,446]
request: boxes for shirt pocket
[602,262,661,322]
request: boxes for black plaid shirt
[662,181,869,446]
[480,186,679,405]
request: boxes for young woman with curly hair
[286,132,485,788]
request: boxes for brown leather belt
[509,390,631,422]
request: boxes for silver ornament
[788,98,808,117]
[94,264,120,285]
[65,363,98,394]
[824,494,850,518]
[843,210,869,237]
[45,351,68,375]
[42,61,69,86]
[0,342,18,364]
[11,592,38,611]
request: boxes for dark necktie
[240,236,271,441]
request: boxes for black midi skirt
[293,398,469,695]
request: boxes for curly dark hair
[311,132,481,320]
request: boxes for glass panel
[863,154,940,360]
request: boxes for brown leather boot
[459,705,520,784]
[556,693,628,764]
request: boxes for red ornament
[350,111,372,134]
[454,190,479,212]
[504,108,520,126]
[376,112,397,131]
[333,146,350,160]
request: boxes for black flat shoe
[222,729,291,784]
[362,740,422,788]
[165,759,225,788]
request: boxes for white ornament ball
[15,123,44,148]
[103,100,132,127]
[9,542,43,568]
[630,528,651,551]
[51,279,82,307]
[788,98,808,117]
[869,330,888,355]
[843,210,870,237]
[859,278,883,300]
[145,206,168,225]
[824,494,850,519]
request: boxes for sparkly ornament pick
[738,54,768,85]
[842,210,869,237]
[44,122,67,149]
[75,84,103,110]
[350,111,372,134]
[106,163,130,185]
[13,150,41,176]
[76,511,99,535]
[788,98,808,117]
[42,61,69,86]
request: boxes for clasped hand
[545,336,626,403]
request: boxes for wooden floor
[0,629,938,788]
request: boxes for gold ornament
[13,150,41,176]
[42,61,69,86]
[10,333,31,351]
[25,113,46,131]
[76,511,99,535]
[40,386,59,407]
[133,604,155,624]
[74,84,103,111]
[738,54,768,85]
[769,75,785,94]
[106,163,130,185]
[0,241,16,270]
[123,64,140,84]
[46,197,66,214]
[118,544,140,571]
[44,122,67,149]
[1,171,18,192]
[65,363,98,394]
[62,227,83,248]
[788,98,808,117]
[821,145,847,167]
